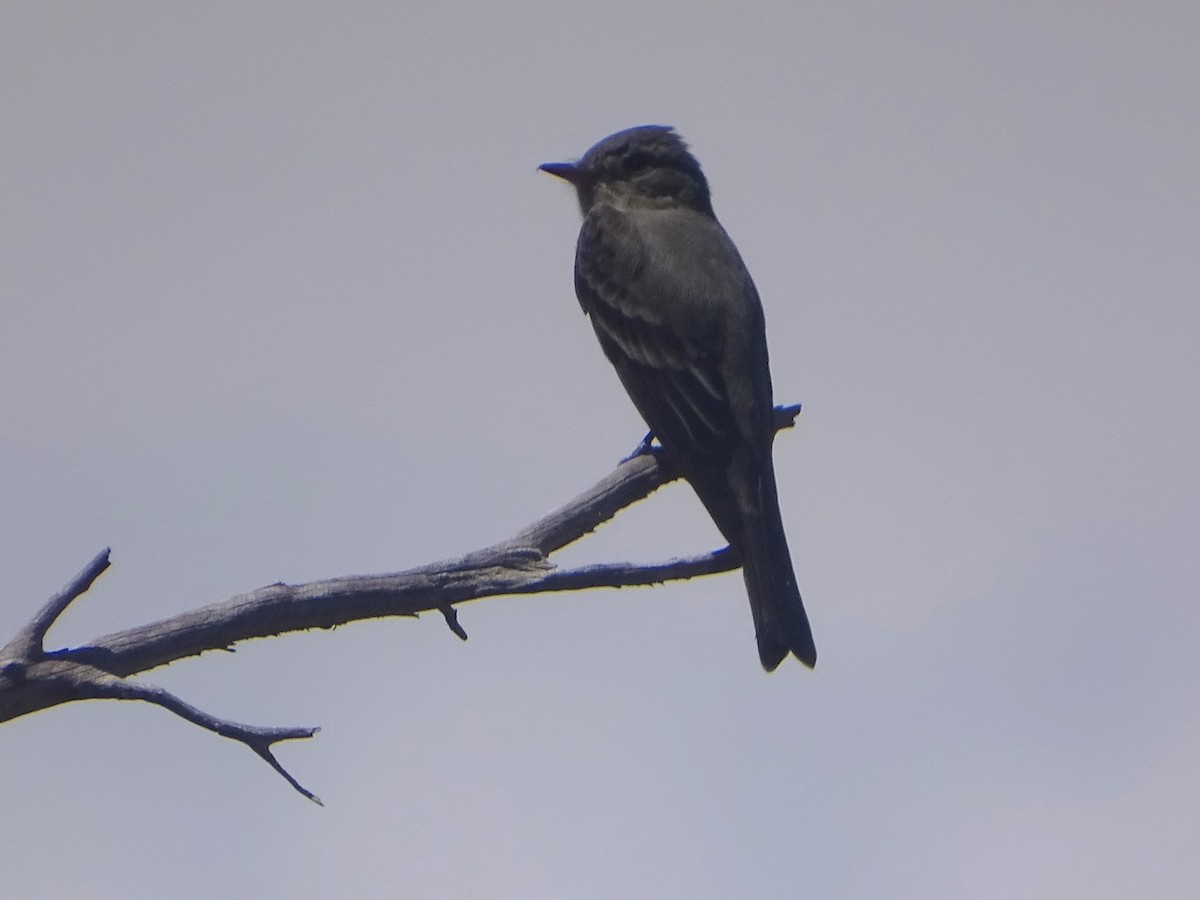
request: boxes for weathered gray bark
[0,405,800,803]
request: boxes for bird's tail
[737,456,817,672]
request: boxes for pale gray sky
[2,2,1198,897]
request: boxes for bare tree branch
[86,673,323,804]
[0,404,802,800]
[4,547,111,658]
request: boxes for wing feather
[573,205,751,467]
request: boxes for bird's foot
[620,431,657,463]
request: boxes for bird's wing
[573,205,757,467]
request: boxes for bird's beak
[538,161,584,184]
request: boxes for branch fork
[0,404,802,802]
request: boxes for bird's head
[540,125,713,216]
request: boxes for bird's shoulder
[574,203,754,329]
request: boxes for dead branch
[0,404,801,801]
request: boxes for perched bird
[540,125,816,670]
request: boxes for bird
[539,125,816,671]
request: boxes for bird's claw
[620,431,656,463]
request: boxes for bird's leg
[621,430,657,463]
